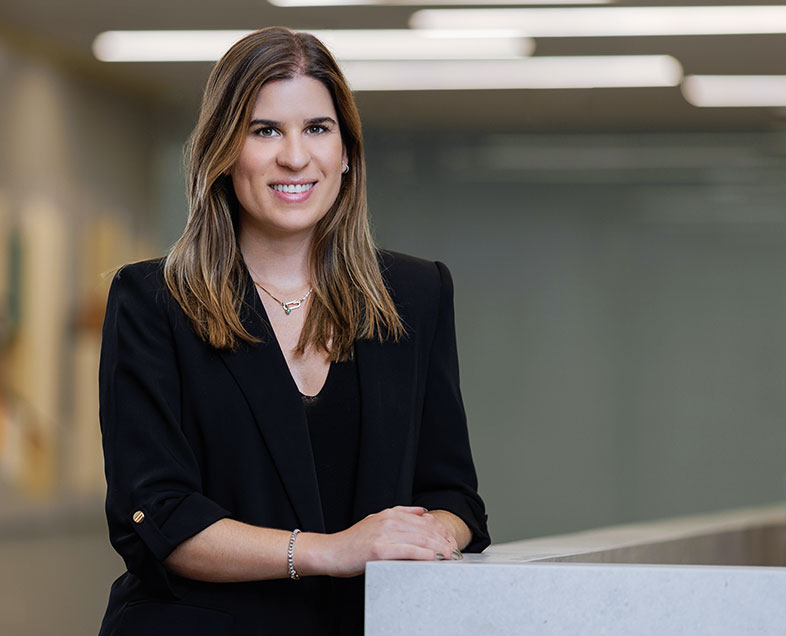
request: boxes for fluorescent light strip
[316,30,533,60]
[341,56,682,91]
[270,0,608,5]
[411,6,786,36]
[682,76,786,107]
[93,30,248,61]
[92,29,532,62]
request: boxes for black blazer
[98,250,489,636]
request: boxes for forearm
[164,519,286,582]
[164,519,334,582]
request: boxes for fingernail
[422,507,429,513]
[435,552,446,560]
[452,549,463,560]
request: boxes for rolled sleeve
[126,493,229,563]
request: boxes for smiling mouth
[271,183,316,194]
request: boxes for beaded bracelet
[288,529,301,580]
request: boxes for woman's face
[231,74,347,241]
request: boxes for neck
[239,225,312,291]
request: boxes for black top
[301,358,362,636]
[301,356,361,534]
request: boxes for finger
[383,516,453,546]
[375,511,457,553]
[374,517,451,544]
[374,542,446,562]
[371,507,422,524]
[383,529,456,556]
[391,505,429,515]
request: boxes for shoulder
[376,250,455,327]
[112,257,166,288]
[106,257,173,317]
[377,249,453,299]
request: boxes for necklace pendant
[253,278,312,316]
[283,300,301,315]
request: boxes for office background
[1,1,785,634]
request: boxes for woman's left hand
[426,510,471,552]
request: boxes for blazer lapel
[353,336,415,520]
[217,274,325,533]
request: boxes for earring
[341,162,349,174]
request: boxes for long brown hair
[164,27,404,360]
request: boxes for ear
[342,145,348,168]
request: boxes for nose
[277,135,310,171]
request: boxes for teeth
[272,183,314,194]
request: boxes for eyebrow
[249,117,338,127]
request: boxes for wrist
[291,531,332,577]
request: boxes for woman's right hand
[297,506,459,578]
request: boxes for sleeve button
[132,510,145,524]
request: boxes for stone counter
[365,503,786,635]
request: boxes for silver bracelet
[288,529,301,580]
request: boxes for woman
[99,26,489,636]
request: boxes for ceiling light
[341,56,682,91]
[93,31,249,62]
[93,29,532,62]
[411,6,786,36]
[269,0,607,5]
[314,30,532,59]
[682,76,786,107]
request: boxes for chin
[267,218,323,237]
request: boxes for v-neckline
[299,360,334,399]
[242,262,332,398]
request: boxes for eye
[306,124,328,135]
[254,127,278,138]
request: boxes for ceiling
[3,0,786,131]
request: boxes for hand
[299,506,459,578]
[427,509,472,551]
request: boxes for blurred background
[1,0,786,634]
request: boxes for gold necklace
[253,281,313,315]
